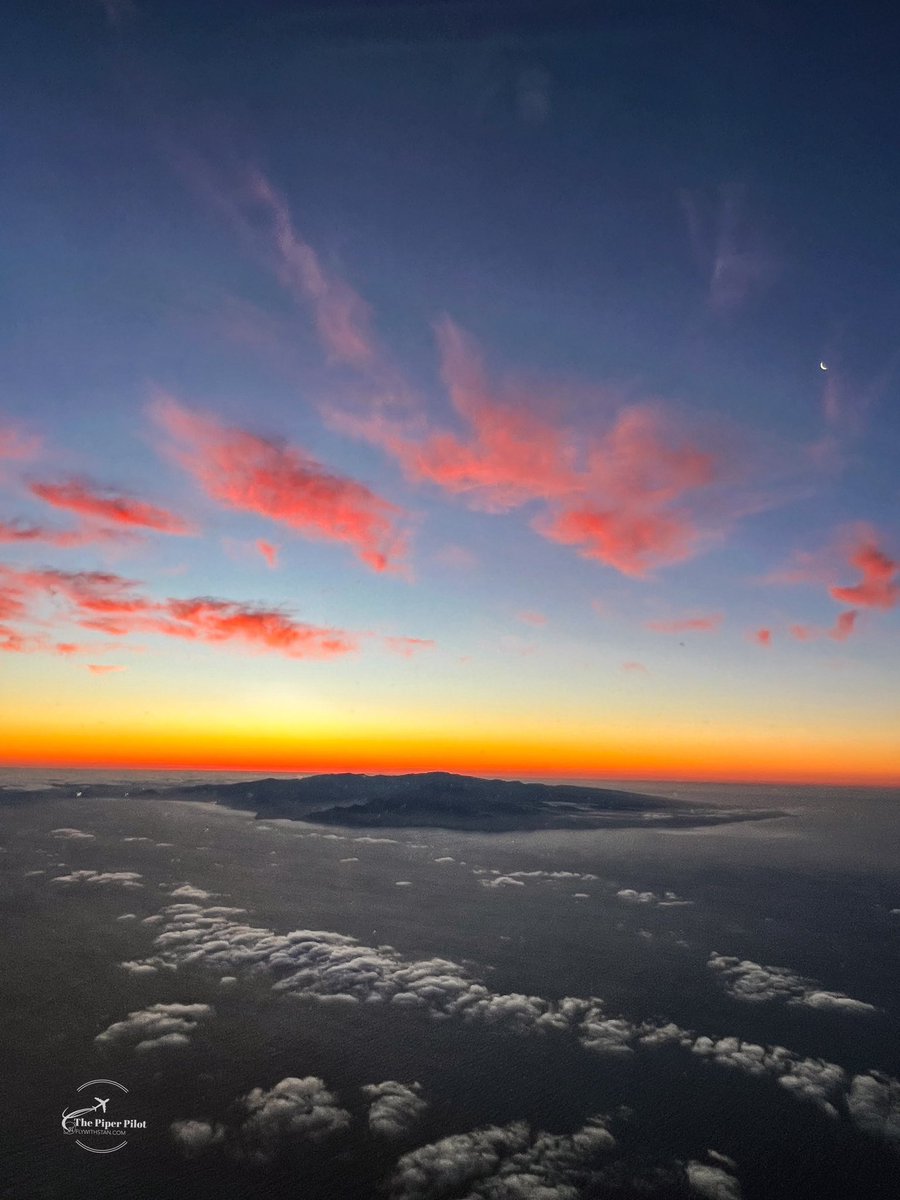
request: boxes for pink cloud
[769,525,898,613]
[151,395,409,573]
[256,539,279,569]
[245,171,378,370]
[183,156,381,372]
[336,322,719,579]
[29,479,193,535]
[0,565,360,660]
[0,424,41,462]
[752,628,773,647]
[645,614,723,634]
[789,610,859,643]
[517,610,548,627]
[384,636,435,658]
[829,609,858,641]
[621,661,648,674]
[87,663,126,675]
[0,517,131,548]
[829,533,898,610]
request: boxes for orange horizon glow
[4,727,898,787]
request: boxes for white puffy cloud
[235,1076,351,1161]
[170,883,217,900]
[362,1081,428,1138]
[51,870,143,888]
[170,1118,225,1157]
[615,887,692,907]
[127,901,900,1153]
[615,889,657,904]
[387,1116,615,1199]
[846,1072,900,1148]
[686,1160,742,1199]
[173,1076,350,1163]
[708,953,877,1014]
[120,960,159,975]
[50,828,94,840]
[95,1002,214,1052]
[481,876,525,889]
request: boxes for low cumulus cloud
[169,883,217,901]
[50,827,95,840]
[686,1159,743,1200]
[51,869,143,888]
[846,1071,900,1150]
[362,1081,428,1139]
[387,1115,615,1200]
[126,901,900,1152]
[172,1076,350,1162]
[708,953,877,1014]
[616,888,692,908]
[96,1002,215,1053]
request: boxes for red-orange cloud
[0,565,359,660]
[152,396,408,574]
[645,614,723,634]
[87,663,125,675]
[829,534,899,610]
[789,610,859,643]
[0,518,130,548]
[256,539,279,569]
[335,321,718,578]
[752,628,772,647]
[29,479,193,535]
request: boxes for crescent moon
[819,361,828,371]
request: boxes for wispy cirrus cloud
[0,564,359,659]
[30,478,193,535]
[0,518,132,548]
[180,155,383,373]
[645,613,723,634]
[0,423,41,462]
[151,395,409,574]
[680,182,777,315]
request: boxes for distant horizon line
[1,762,897,789]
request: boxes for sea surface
[2,769,898,1199]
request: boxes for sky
[0,0,898,783]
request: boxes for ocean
[1,770,898,1198]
